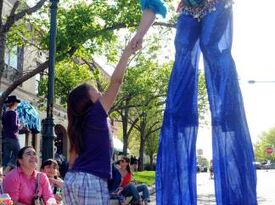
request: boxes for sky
[197,0,275,159]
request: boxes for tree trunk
[122,99,129,155]
[0,31,6,86]
[122,112,129,155]
[149,154,154,170]
[138,135,146,171]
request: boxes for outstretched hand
[123,39,142,57]
[130,33,143,53]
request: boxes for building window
[4,46,24,83]
[5,47,18,70]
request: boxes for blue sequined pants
[156,2,257,205]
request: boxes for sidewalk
[149,170,275,205]
[149,173,215,205]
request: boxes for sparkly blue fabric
[182,0,205,7]
[140,0,167,18]
[17,100,41,133]
[155,2,257,205]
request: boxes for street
[149,170,275,204]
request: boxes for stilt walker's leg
[200,2,257,205]
[156,14,200,205]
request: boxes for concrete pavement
[149,170,275,205]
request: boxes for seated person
[118,157,150,205]
[54,152,68,179]
[3,146,56,205]
[41,159,64,204]
[108,163,126,205]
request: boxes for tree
[0,0,48,109]
[197,155,209,168]
[0,0,47,80]
[110,44,172,155]
[38,58,106,106]
[0,0,177,113]
[254,127,275,162]
[128,57,170,170]
[0,0,176,112]
[145,130,159,170]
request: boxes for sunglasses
[24,151,37,156]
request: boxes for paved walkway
[149,170,275,205]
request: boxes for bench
[110,197,132,205]
[110,185,155,205]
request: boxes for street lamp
[42,0,59,162]
[248,80,275,84]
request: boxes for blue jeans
[122,183,149,202]
[2,137,20,168]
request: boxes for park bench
[110,185,155,205]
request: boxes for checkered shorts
[64,172,110,205]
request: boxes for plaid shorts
[64,172,110,205]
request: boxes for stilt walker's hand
[130,9,156,53]
[130,33,143,53]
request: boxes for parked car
[262,163,271,169]
[262,162,275,169]
[196,165,208,172]
[197,165,201,172]
[253,161,262,169]
[200,166,208,172]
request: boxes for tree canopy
[254,127,275,162]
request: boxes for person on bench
[118,157,150,205]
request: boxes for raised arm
[100,44,137,113]
[131,9,156,50]
[131,0,167,50]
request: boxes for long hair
[67,83,94,155]
[122,157,132,174]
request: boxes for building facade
[1,0,69,163]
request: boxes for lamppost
[248,80,275,84]
[42,0,59,162]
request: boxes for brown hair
[6,102,17,108]
[17,146,34,167]
[41,159,59,170]
[67,83,94,155]
[121,156,132,174]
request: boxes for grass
[133,171,155,186]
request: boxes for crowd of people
[1,146,62,204]
[0,145,149,205]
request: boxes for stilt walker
[131,0,257,204]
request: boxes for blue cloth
[182,0,205,7]
[140,0,167,18]
[156,2,257,205]
[71,101,113,179]
[16,100,41,133]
